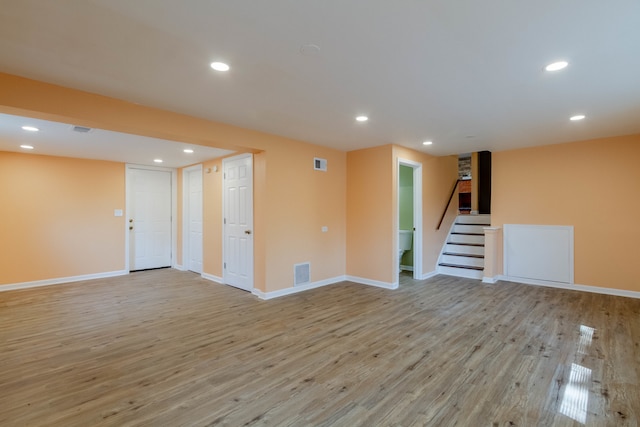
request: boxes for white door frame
[222,153,254,290]
[182,164,203,273]
[397,158,423,280]
[125,164,178,272]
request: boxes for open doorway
[397,159,422,281]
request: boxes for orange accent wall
[0,152,125,284]
[492,134,640,292]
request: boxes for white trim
[182,164,203,274]
[397,158,423,280]
[202,273,224,284]
[0,270,128,292]
[174,264,186,271]
[420,270,439,280]
[252,276,346,300]
[496,275,640,299]
[252,274,402,300]
[125,164,178,271]
[482,276,499,284]
[345,275,398,290]
[400,265,414,272]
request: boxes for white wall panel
[504,225,574,284]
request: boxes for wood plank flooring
[0,269,638,426]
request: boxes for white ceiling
[1,0,639,157]
[0,113,234,168]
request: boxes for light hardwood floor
[1,269,638,426]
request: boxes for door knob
[245,230,252,235]
[129,219,134,223]
[129,226,134,230]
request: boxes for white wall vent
[294,262,311,286]
[314,157,327,171]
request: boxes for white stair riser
[455,215,491,225]
[449,234,485,245]
[441,255,484,268]
[453,224,486,234]
[445,244,485,256]
[437,266,484,280]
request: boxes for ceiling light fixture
[570,115,586,121]
[20,144,34,150]
[183,149,194,153]
[210,62,230,72]
[153,159,164,163]
[356,115,368,122]
[545,61,569,72]
[422,141,433,146]
[21,126,39,132]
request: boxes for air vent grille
[72,125,92,133]
[294,262,311,286]
[314,157,327,171]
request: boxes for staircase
[437,214,490,279]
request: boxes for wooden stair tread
[438,263,484,271]
[442,252,484,259]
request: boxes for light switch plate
[114,209,123,217]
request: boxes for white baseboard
[345,275,398,290]
[252,276,347,300]
[400,265,414,272]
[252,274,401,300]
[0,270,129,292]
[201,273,223,284]
[420,270,438,280]
[482,276,499,284]
[174,264,185,271]
[499,275,640,299]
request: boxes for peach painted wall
[261,144,346,292]
[346,145,394,283]
[492,134,640,292]
[0,73,346,293]
[346,145,458,284]
[0,152,125,285]
[201,158,224,279]
[393,146,459,274]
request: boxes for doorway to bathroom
[397,159,422,281]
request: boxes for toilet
[398,230,413,272]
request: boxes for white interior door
[184,166,203,274]
[129,168,172,271]
[223,154,253,291]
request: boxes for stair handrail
[436,179,461,230]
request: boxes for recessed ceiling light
[154,159,163,163]
[183,149,194,154]
[356,116,368,122]
[21,126,39,132]
[210,62,230,72]
[570,115,586,121]
[422,141,433,146]
[20,144,34,150]
[545,61,569,72]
